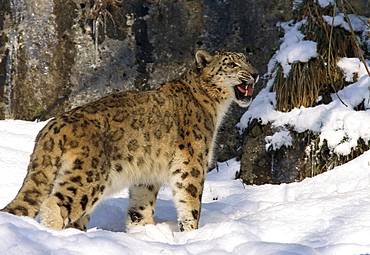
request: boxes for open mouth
[234,82,255,101]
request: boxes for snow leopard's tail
[1,121,59,218]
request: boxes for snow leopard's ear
[195,50,214,69]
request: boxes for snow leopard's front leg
[169,157,206,232]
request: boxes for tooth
[245,85,249,96]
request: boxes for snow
[317,0,334,8]
[337,57,369,82]
[1,120,370,254]
[1,2,370,253]
[265,131,293,151]
[273,11,368,79]
[322,14,368,33]
[274,20,318,76]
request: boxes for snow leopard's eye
[227,62,238,68]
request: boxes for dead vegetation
[82,0,123,23]
[272,0,359,112]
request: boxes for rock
[0,0,291,163]
[238,119,273,184]
[0,0,368,165]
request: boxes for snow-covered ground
[1,120,370,254]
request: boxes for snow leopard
[1,50,259,232]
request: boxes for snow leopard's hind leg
[126,183,161,232]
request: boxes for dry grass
[86,0,122,22]
[273,58,347,111]
[272,0,358,112]
[80,0,123,25]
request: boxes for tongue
[237,85,246,93]
[246,85,253,96]
[237,84,253,96]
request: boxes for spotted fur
[1,50,258,232]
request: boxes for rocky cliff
[0,0,368,170]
